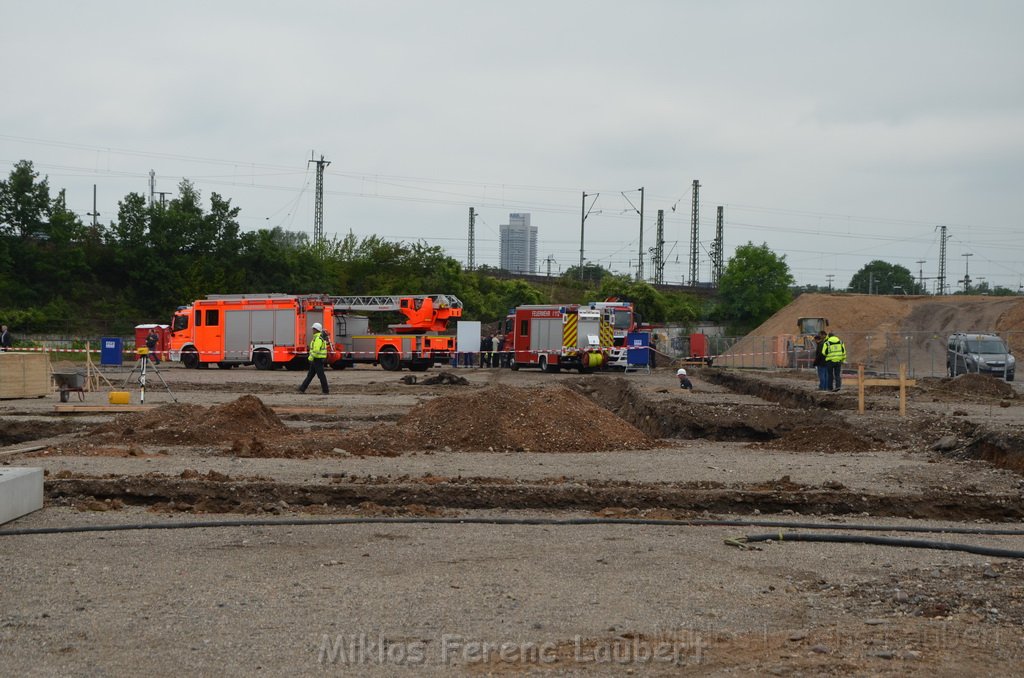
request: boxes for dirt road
[2,362,1024,675]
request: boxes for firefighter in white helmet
[298,322,331,394]
[676,367,693,390]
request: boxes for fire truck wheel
[378,348,401,371]
[540,356,560,373]
[253,351,273,371]
[510,362,520,371]
[181,349,199,370]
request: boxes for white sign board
[456,321,483,354]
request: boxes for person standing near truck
[822,331,847,392]
[298,322,330,394]
[0,324,11,351]
[145,328,161,365]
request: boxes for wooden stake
[899,363,907,417]
[856,363,916,417]
[858,364,866,414]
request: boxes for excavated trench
[43,476,1024,521]
[0,419,84,447]
[698,368,842,410]
[567,376,830,441]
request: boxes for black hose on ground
[3,515,1024,538]
[739,532,1024,559]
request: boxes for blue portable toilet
[100,337,123,366]
[625,331,650,367]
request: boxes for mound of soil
[221,385,653,458]
[397,384,653,453]
[90,395,286,446]
[935,373,1016,399]
[751,425,878,453]
[715,293,1024,373]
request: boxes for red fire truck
[169,293,461,371]
[502,304,615,373]
[169,294,335,370]
[328,294,462,371]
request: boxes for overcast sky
[2,0,1022,291]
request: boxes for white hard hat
[677,368,687,376]
[312,322,323,331]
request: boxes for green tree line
[0,161,702,335]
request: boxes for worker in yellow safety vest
[298,322,331,394]
[822,331,846,392]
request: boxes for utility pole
[155,192,172,207]
[149,170,155,207]
[621,188,645,281]
[962,252,973,294]
[467,207,476,271]
[916,259,926,294]
[544,254,556,277]
[936,225,949,295]
[579,192,598,278]
[308,152,330,247]
[637,187,645,281]
[86,184,99,227]
[710,205,724,287]
[826,274,835,291]
[652,209,665,284]
[689,179,700,286]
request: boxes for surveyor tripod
[122,349,177,404]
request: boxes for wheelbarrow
[53,371,86,402]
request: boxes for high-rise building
[499,213,538,274]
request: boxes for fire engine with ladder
[168,293,461,372]
[329,294,461,371]
[502,304,616,372]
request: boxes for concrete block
[0,467,44,525]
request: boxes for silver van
[947,332,1015,381]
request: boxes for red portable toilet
[689,333,708,358]
[134,324,170,362]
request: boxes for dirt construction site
[3,294,1024,676]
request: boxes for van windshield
[966,339,1007,354]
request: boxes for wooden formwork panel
[0,352,50,399]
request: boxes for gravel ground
[4,507,1024,676]
[3,363,1024,675]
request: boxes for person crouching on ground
[677,367,693,390]
[298,322,330,394]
